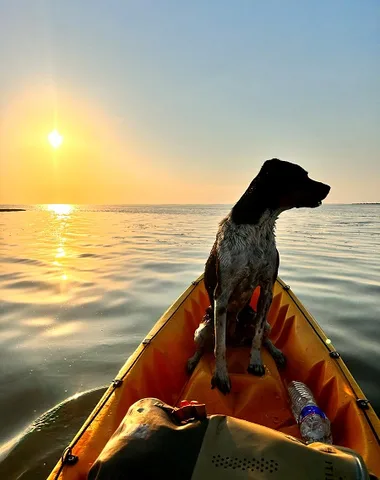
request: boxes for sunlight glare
[55,247,65,258]
[48,129,63,149]
[47,204,73,216]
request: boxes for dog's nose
[321,183,331,199]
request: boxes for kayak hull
[48,275,380,479]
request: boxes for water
[0,204,379,479]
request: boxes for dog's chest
[218,219,277,290]
[219,220,276,264]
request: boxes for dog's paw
[211,371,231,395]
[273,351,287,369]
[247,363,266,376]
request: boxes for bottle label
[299,405,327,424]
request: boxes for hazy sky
[0,0,379,204]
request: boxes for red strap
[173,400,207,424]
[155,399,207,424]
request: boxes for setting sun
[48,129,63,149]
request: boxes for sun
[48,129,63,149]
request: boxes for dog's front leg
[211,292,231,394]
[247,285,273,376]
[186,309,214,374]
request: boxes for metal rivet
[65,454,79,465]
[357,399,369,410]
[112,379,123,388]
[329,351,340,359]
[283,284,290,291]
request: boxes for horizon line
[1,202,379,206]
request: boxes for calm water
[0,204,379,479]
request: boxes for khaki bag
[89,397,373,480]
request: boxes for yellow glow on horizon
[0,86,167,204]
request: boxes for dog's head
[257,158,331,211]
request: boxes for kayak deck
[49,276,380,479]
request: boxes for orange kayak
[48,275,380,479]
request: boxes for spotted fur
[187,158,331,394]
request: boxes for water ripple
[0,203,379,478]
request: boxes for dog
[187,158,330,394]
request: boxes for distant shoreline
[0,208,26,212]
[351,203,379,205]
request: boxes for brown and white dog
[187,159,330,394]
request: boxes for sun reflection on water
[47,204,74,216]
[55,247,65,258]
[42,204,75,293]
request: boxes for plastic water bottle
[288,380,332,444]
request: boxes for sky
[0,0,379,204]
